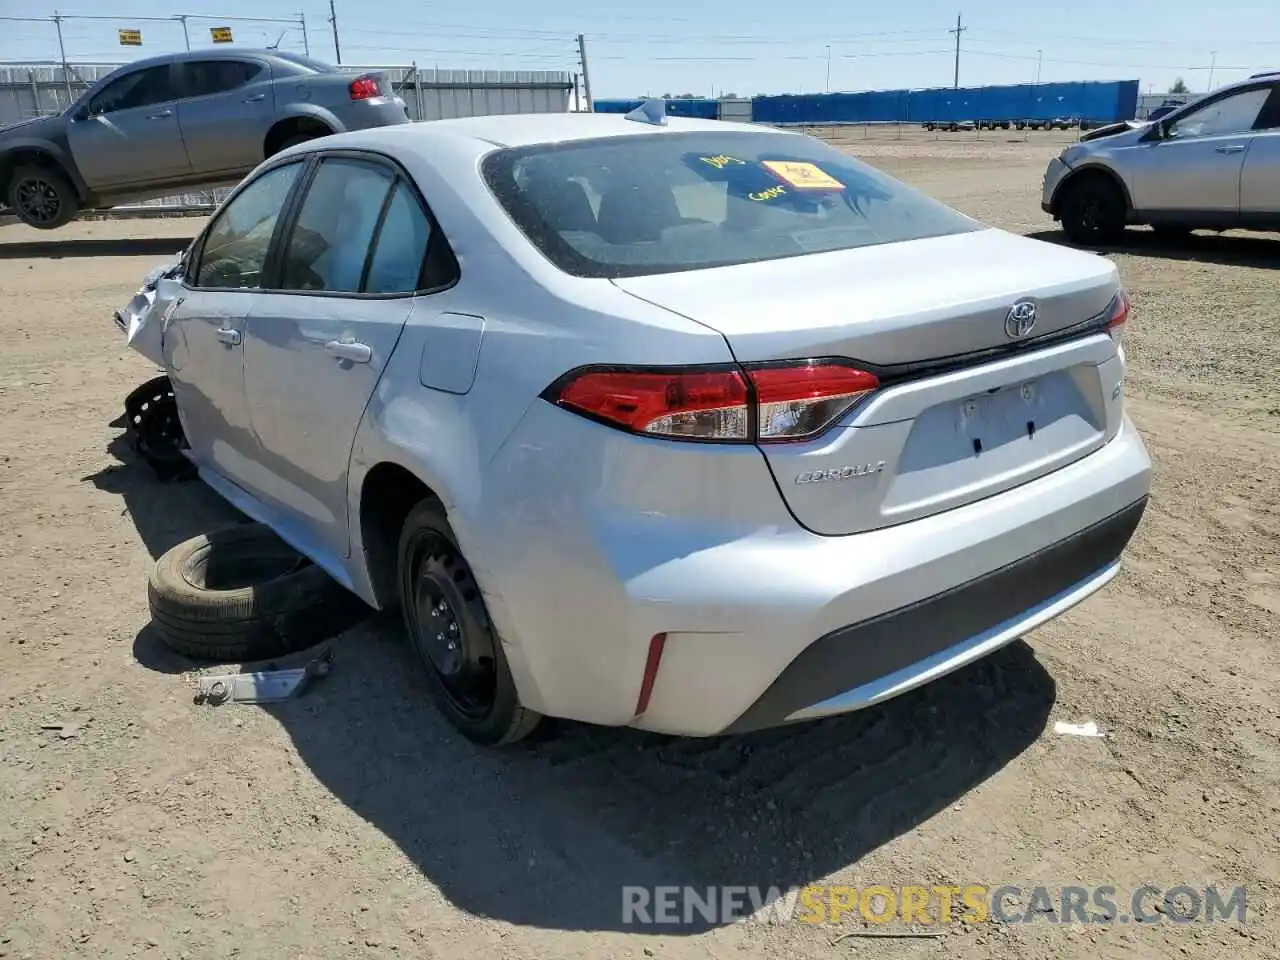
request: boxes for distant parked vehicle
[1145,99,1189,123]
[0,48,410,229]
[1042,72,1280,244]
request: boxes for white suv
[1042,72,1280,244]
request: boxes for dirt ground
[1,130,1278,960]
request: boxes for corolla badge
[796,462,886,484]
[1004,299,1038,340]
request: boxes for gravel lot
[1,130,1277,960]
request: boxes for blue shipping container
[592,98,719,120]
[750,79,1139,125]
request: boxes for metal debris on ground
[1053,720,1105,738]
[188,644,334,706]
[829,930,948,943]
[40,721,82,739]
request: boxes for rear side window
[278,159,395,293]
[183,60,265,98]
[88,66,178,116]
[195,162,303,288]
[1254,86,1280,130]
[482,131,979,278]
[364,182,433,293]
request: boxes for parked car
[923,120,976,132]
[1042,72,1280,244]
[1144,99,1188,123]
[0,49,409,229]
[126,110,1151,745]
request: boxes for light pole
[825,44,831,92]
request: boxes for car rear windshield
[481,131,980,278]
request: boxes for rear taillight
[1107,290,1130,347]
[554,368,749,440]
[545,360,880,443]
[349,75,381,101]
[750,363,880,441]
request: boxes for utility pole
[949,13,966,89]
[299,12,310,55]
[53,11,71,102]
[825,44,831,92]
[1035,49,1043,84]
[572,72,581,111]
[1207,51,1217,90]
[178,15,191,50]
[576,33,593,112]
[328,0,342,64]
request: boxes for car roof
[355,112,788,150]
[100,48,313,72]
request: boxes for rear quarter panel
[341,131,734,609]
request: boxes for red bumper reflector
[635,633,667,716]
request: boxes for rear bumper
[333,99,411,131]
[724,496,1145,733]
[479,413,1151,736]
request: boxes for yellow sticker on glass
[760,161,844,191]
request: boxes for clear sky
[1,0,1277,99]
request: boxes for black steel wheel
[124,376,193,481]
[397,500,540,745]
[1059,175,1126,246]
[8,164,79,229]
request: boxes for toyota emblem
[1005,299,1038,339]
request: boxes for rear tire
[397,500,540,745]
[7,164,79,229]
[1059,176,1126,246]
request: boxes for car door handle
[147,109,173,120]
[215,327,242,346]
[242,94,266,103]
[1215,144,1246,154]
[325,339,372,364]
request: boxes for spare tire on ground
[148,523,369,660]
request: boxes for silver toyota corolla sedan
[142,110,1151,744]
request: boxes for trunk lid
[612,229,1126,535]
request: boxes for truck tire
[7,164,79,229]
[148,523,368,661]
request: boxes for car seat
[596,181,684,244]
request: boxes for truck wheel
[8,164,79,229]
[397,500,541,746]
[1059,176,1126,246]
